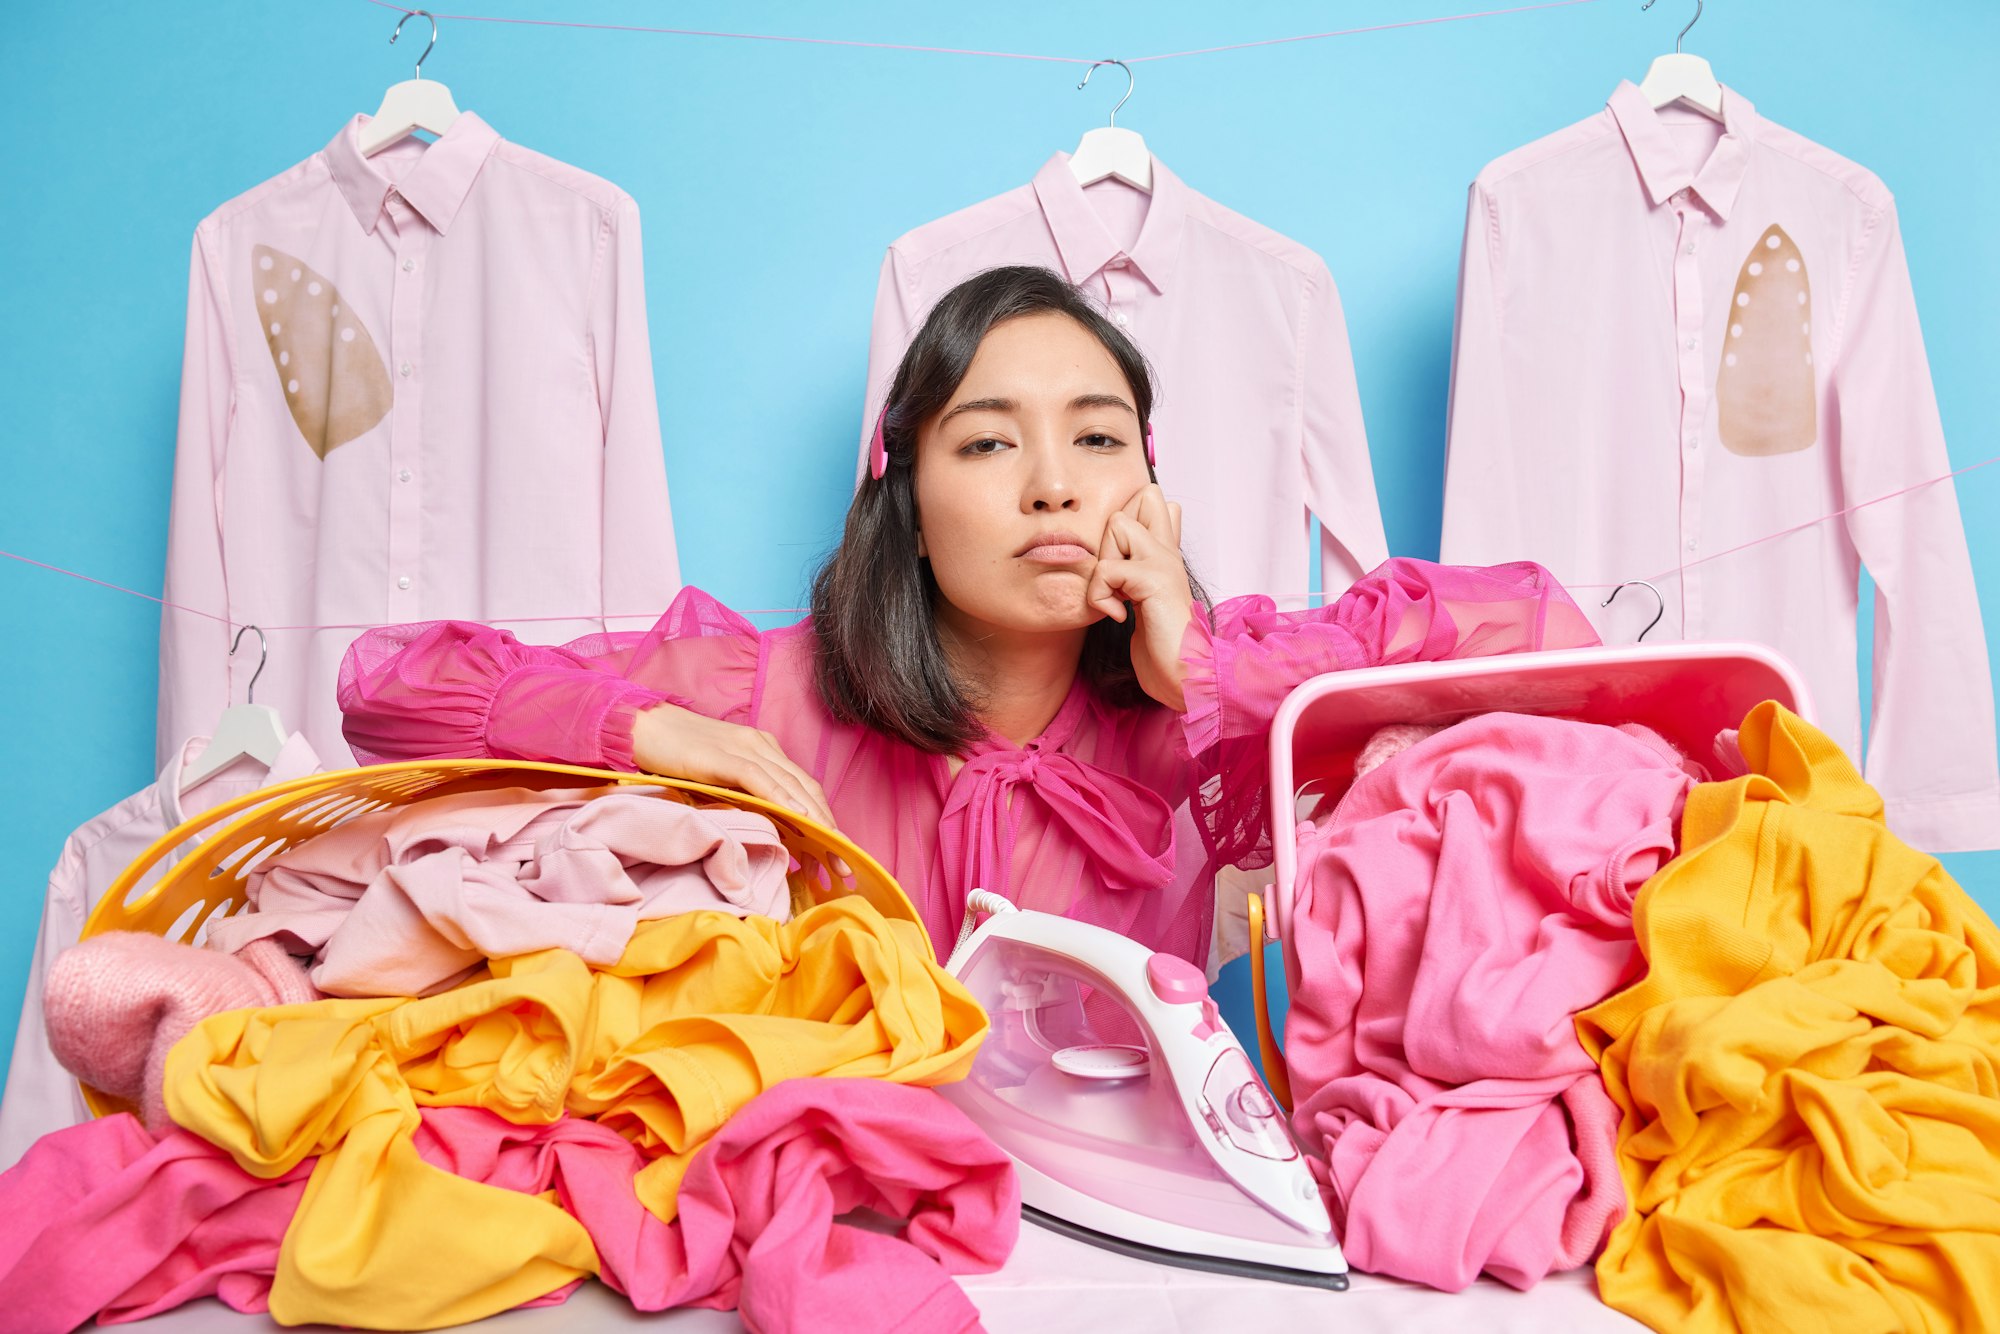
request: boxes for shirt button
[1686,436,1699,450]
[396,575,412,590]
[402,259,416,273]
[1685,539,1697,552]
[1684,337,1697,350]
[1113,311,1130,327]
[1108,257,1127,269]
[1684,242,1697,255]
[398,468,413,482]
[399,362,413,377]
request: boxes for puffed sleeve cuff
[1178,608,1224,763]
[483,663,683,772]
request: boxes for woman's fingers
[752,743,838,829]
[740,757,833,830]
[1133,486,1174,546]
[1085,556,1129,621]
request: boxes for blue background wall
[2,0,1995,1079]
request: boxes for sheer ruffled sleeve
[1181,558,1600,869]
[338,588,765,769]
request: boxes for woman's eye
[1078,433,1124,450]
[960,437,1011,456]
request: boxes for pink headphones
[868,409,1157,480]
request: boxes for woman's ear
[916,528,928,559]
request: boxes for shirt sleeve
[1833,200,2000,851]
[1299,258,1389,597]
[589,194,680,634]
[157,227,236,769]
[1178,558,1601,870]
[337,589,764,770]
[1439,180,1520,566]
[855,245,920,486]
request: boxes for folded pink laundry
[204,785,794,996]
[43,932,319,1131]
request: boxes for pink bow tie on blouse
[938,744,1178,903]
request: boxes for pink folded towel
[43,932,320,1131]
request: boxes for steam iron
[941,892,1347,1289]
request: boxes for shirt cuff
[1883,787,2000,854]
[1178,610,1223,761]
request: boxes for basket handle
[1246,892,1292,1112]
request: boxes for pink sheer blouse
[339,559,1598,965]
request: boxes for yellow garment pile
[164,897,987,1330]
[1577,702,2000,1334]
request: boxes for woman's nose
[1024,439,1079,512]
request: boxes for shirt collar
[1607,79,1755,221]
[160,731,324,828]
[1030,152,1187,294]
[324,110,502,236]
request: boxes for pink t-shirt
[338,560,1602,963]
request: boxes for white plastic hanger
[181,626,289,789]
[358,10,461,156]
[1639,0,1724,122]
[1069,60,1153,193]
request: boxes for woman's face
[913,311,1152,638]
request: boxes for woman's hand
[630,702,838,829]
[1083,484,1195,712]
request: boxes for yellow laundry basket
[79,759,925,1117]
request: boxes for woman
[341,266,1596,965]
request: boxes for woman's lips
[1017,533,1094,564]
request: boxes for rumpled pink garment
[204,785,792,997]
[0,1082,1014,1334]
[1284,713,1694,1292]
[419,1080,1017,1333]
[338,559,1599,965]
[0,1112,310,1330]
[43,933,320,1131]
[0,1113,576,1330]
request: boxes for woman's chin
[1019,581,1104,632]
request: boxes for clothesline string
[6,452,1994,631]
[354,0,1608,67]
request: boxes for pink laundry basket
[1245,640,1814,1108]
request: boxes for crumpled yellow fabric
[1577,702,2000,1334]
[165,897,987,1330]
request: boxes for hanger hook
[229,624,269,706]
[390,9,440,80]
[1077,59,1135,129]
[1600,581,1665,644]
[1639,0,1703,54]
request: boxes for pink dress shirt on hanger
[0,733,322,1170]
[860,153,1388,606]
[1441,82,1999,852]
[159,111,679,771]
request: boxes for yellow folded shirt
[166,897,988,1330]
[1577,702,2000,1334]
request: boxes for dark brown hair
[810,265,1203,753]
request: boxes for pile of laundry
[0,783,1013,1333]
[1281,702,2000,1332]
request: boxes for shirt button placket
[1671,201,1708,639]
[1103,261,1135,329]
[386,194,429,609]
